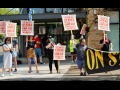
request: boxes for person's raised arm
[71,35,77,46]
[26,36,28,47]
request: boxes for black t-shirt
[26,41,36,50]
[99,39,111,51]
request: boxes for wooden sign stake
[58,60,60,73]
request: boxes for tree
[0,34,4,41]
[0,8,19,15]
[79,8,118,46]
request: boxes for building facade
[0,8,119,58]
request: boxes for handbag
[6,44,13,54]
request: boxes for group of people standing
[70,32,113,76]
[1,32,113,77]
[1,34,61,77]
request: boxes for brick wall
[88,8,104,50]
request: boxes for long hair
[4,37,10,44]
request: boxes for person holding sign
[26,35,39,73]
[45,36,61,74]
[99,32,113,51]
[2,38,14,77]
[72,35,87,76]
[69,35,77,63]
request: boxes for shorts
[71,48,77,54]
[76,60,86,69]
[27,48,36,58]
[34,48,42,57]
[12,49,17,57]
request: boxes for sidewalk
[61,63,120,81]
[1,57,120,81]
[0,58,72,81]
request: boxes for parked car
[0,40,4,46]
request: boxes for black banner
[86,47,120,74]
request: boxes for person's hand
[103,40,105,44]
[110,48,113,51]
[10,46,14,51]
[26,37,28,42]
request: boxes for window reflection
[46,8,62,13]
[63,8,80,13]
[30,8,45,14]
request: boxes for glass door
[107,24,119,52]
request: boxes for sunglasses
[7,39,10,41]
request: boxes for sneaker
[9,73,13,76]
[71,61,74,63]
[83,72,86,76]
[80,72,83,76]
[1,74,4,77]
[14,69,17,72]
[50,71,52,74]
[40,62,45,64]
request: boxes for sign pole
[103,30,105,41]
[58,60,60,73]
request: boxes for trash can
[31,57,38,64]
[31,57,35,64]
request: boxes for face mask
[51,38,54,41]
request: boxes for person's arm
[26,36,28,47]
[71,35,77,46]
[99,40,105,50]
[3,46,14,52]
[37,38,41,44]
[15,40,18,52]
[46,42,52,49]
[109,40,113,51]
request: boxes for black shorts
[71,48,77,54]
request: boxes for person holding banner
[26,35,39,73]
[72,36,87,76]
[99,32,113,73]
[45,36,60,74]
[2,38,14,77]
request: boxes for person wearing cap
[45,36,61,74]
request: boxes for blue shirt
[10,40,17,48]
[76,44,87,61]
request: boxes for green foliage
[0,34,4,40]
[0,8,19,15]
[16,25,20,37]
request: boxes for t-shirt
[26,41,36,50]
[99,39,111,51]
[32,38,40,48]
[10,40,17,48]
[76,44,87,61]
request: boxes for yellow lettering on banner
[86,49,95,70]
[95,50,104,69]
[108,53,117,66]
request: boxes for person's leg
[13,56,17,71]
[38,48,44,64]
[28,58,31,73]
[54,60,58,72]
[82,60,86,76]
[33,57,39,73]
[48,50,53,73]
[71,54,74,62]
[76,60,83,76]
[2,65,5,76]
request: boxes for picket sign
[0,20,10,38]
[53,45,66,73]
[98,15,110,41]
[80,24,86,35]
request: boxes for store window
[46,8,62,13]
[63,8,80,13]
[30,8,45,14]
